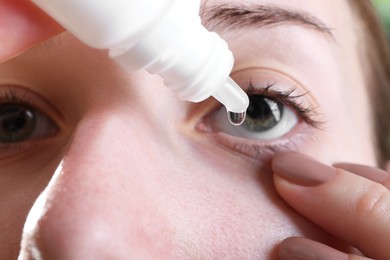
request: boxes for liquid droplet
[227,111,246,126]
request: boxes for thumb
[272,152,390,260]
[0,0,64,62]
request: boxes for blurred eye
[0,103,57,143]
[211,93,298,140]
[0,87,59,146]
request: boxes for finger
[334,163,390,187]
[279,237,373,260]
[0,0,64,62]
[272,152,390,260]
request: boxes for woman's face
[0,0,377,259]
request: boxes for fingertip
[0,0,64,62]
[279,237,349,260]
[333,163,389,185]
[272,152,337,187]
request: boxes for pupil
[0,104,36,143]
[244,95,283,131]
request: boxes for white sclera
[213,105,298,140]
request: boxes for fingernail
[334,163,389,183]
[279,237,348,260]
[272,152,337,186]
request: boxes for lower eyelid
[197,119,315,160]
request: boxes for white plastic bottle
[32,0,249,125]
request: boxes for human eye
[0,86,60,156]
[198,69,323,159]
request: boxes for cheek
[312,93,377,166]
[149,139,336,258]
[0,142,64,259]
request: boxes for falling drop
[227,111,246,126]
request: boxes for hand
[0,0,64,62]
[272,152,390,260]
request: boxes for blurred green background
[374,0,390,36]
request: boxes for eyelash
[246,80,323,128]
[0,87,34,107]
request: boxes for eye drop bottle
[32,0,249,125]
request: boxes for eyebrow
[200,3,334,38]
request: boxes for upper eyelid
[247,81,307,107]
[0,85,66,127]
[247,80,297,97]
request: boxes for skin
[0,0,388,259]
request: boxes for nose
[19,107,177,259]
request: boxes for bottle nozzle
[212,77,249,125]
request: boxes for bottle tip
[227,111,246,126]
